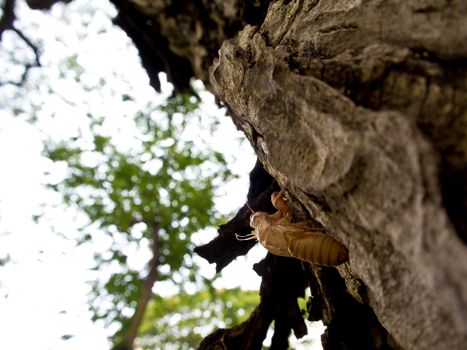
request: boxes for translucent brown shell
[236,188,349,266]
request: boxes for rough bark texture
[107,1,467,350]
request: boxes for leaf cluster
[42,91,235,337]
[135,288,259,350]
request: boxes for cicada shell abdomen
[288,231,349,266]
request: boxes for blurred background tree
[42,91,250,349]
[0,1,260,349]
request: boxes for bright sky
[0,1,324,349]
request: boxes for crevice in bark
[311,266,403,350]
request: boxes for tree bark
[97,1,467,349]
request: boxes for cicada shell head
[250,211,270,229]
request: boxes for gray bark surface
[209,2,467,349]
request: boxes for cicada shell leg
[271,187,292,217]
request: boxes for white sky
[0,1,324,349]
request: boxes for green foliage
[1,3,254,348]
[42,91,236,343]
[136,288,260,350]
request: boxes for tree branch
[0,0,42,87]
[25,0,73,10]
[0,0,16,39]
[120,222,160,350]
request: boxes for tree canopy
[0,1,261,349]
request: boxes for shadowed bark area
[19,1,466,349]
[198,254,309,350]
[196,161,311,349]
[312,266,402,350]
[194,160,278,271]
[108,0,270,93]
[110,0,195,93]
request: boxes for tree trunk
[119,222,160,350]
[109,1,467,349]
